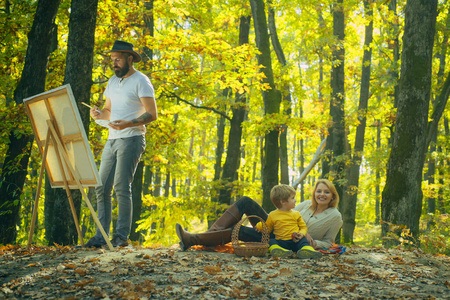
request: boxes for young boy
[256,184,322,259]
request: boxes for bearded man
[85,40,157,248]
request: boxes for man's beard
[114,62,130,78]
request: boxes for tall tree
[425,3,450,220]
[0,0,61,245]
[375,122,381,224]
[342,0,373,243]
[324,0,346,215]
[267,2,292,186]
[213,110,226,184]
[249,0,281,212]
[381,0,438,244]
[388,0,400,110]
[130,0,155,242]
[44,0,99,246]
[218,15,251,205]
[436,3,450,215]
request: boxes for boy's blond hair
[270,184,296,209]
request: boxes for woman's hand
[305,233,316,248]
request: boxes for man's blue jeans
[94,135,145,241]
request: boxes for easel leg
[79,188,114,251]
[27,163,45,248]
[63,187,85,246]
[51,133,85,246]
[28,129,51,248]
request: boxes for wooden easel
[27,119,114,250]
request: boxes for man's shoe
[84,236,107,248]
[111,235,129,247]
[297,246,322,259]
[269,245,293,258]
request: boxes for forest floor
[0,243,449,299]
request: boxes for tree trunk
[299,137,304,201]
[381,0,438,244]
[44,0,98,246]
[130,0,155,242]
[143,166,153,195]
[153,167,161,197]
[268,3,291,186]
[296,52,305,201]
[316,8,330,178]
[218,16,250,205]
[389,0,400,110]
[440,118,450,214]
[375,121,381,224]
[250,0,281,212]
[130,161,144,241]
[214,112,226,183]
[164,171,170,197]
[426,130,437,219]
[326,0,346,225]
[171,177,176,197]
[0,0,61,245]
[426,11,448,220]
[213,89,228,207]
[142,0,154,69]
[437,144,446,214]
[342,0,373,243]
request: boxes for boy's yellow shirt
[256,209,307,240]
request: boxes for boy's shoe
[84,236,107,248]
[111,235,129,247]
[297,246,322,259]
[269,245,293,258]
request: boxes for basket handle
[231,215,269,246]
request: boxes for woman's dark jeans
[231,196,276,242]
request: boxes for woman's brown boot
[208,204,241,231]
[176,223,232,251]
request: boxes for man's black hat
[105,40,141,62]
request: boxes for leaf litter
[0,244,448,299]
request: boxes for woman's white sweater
[294,200,343,249]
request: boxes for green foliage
[420,214,450,256]
[353,214,450,257]
[0,1,36,102]
[353,224,383,248]
[137,193,225,247]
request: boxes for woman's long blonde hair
[310,179,339,210]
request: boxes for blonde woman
[293,179,343,249]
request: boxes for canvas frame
[23,84,100,188]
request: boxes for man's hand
[90,106,101,119]
[108,119,132,130]
[90,104,111,121]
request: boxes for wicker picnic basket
[231,215,269,257]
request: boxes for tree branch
[426,71,450,148]
[161,91,231,121]
[292,138,327,189]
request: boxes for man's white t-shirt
[104,71,155,139]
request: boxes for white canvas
[24,84,100,188]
